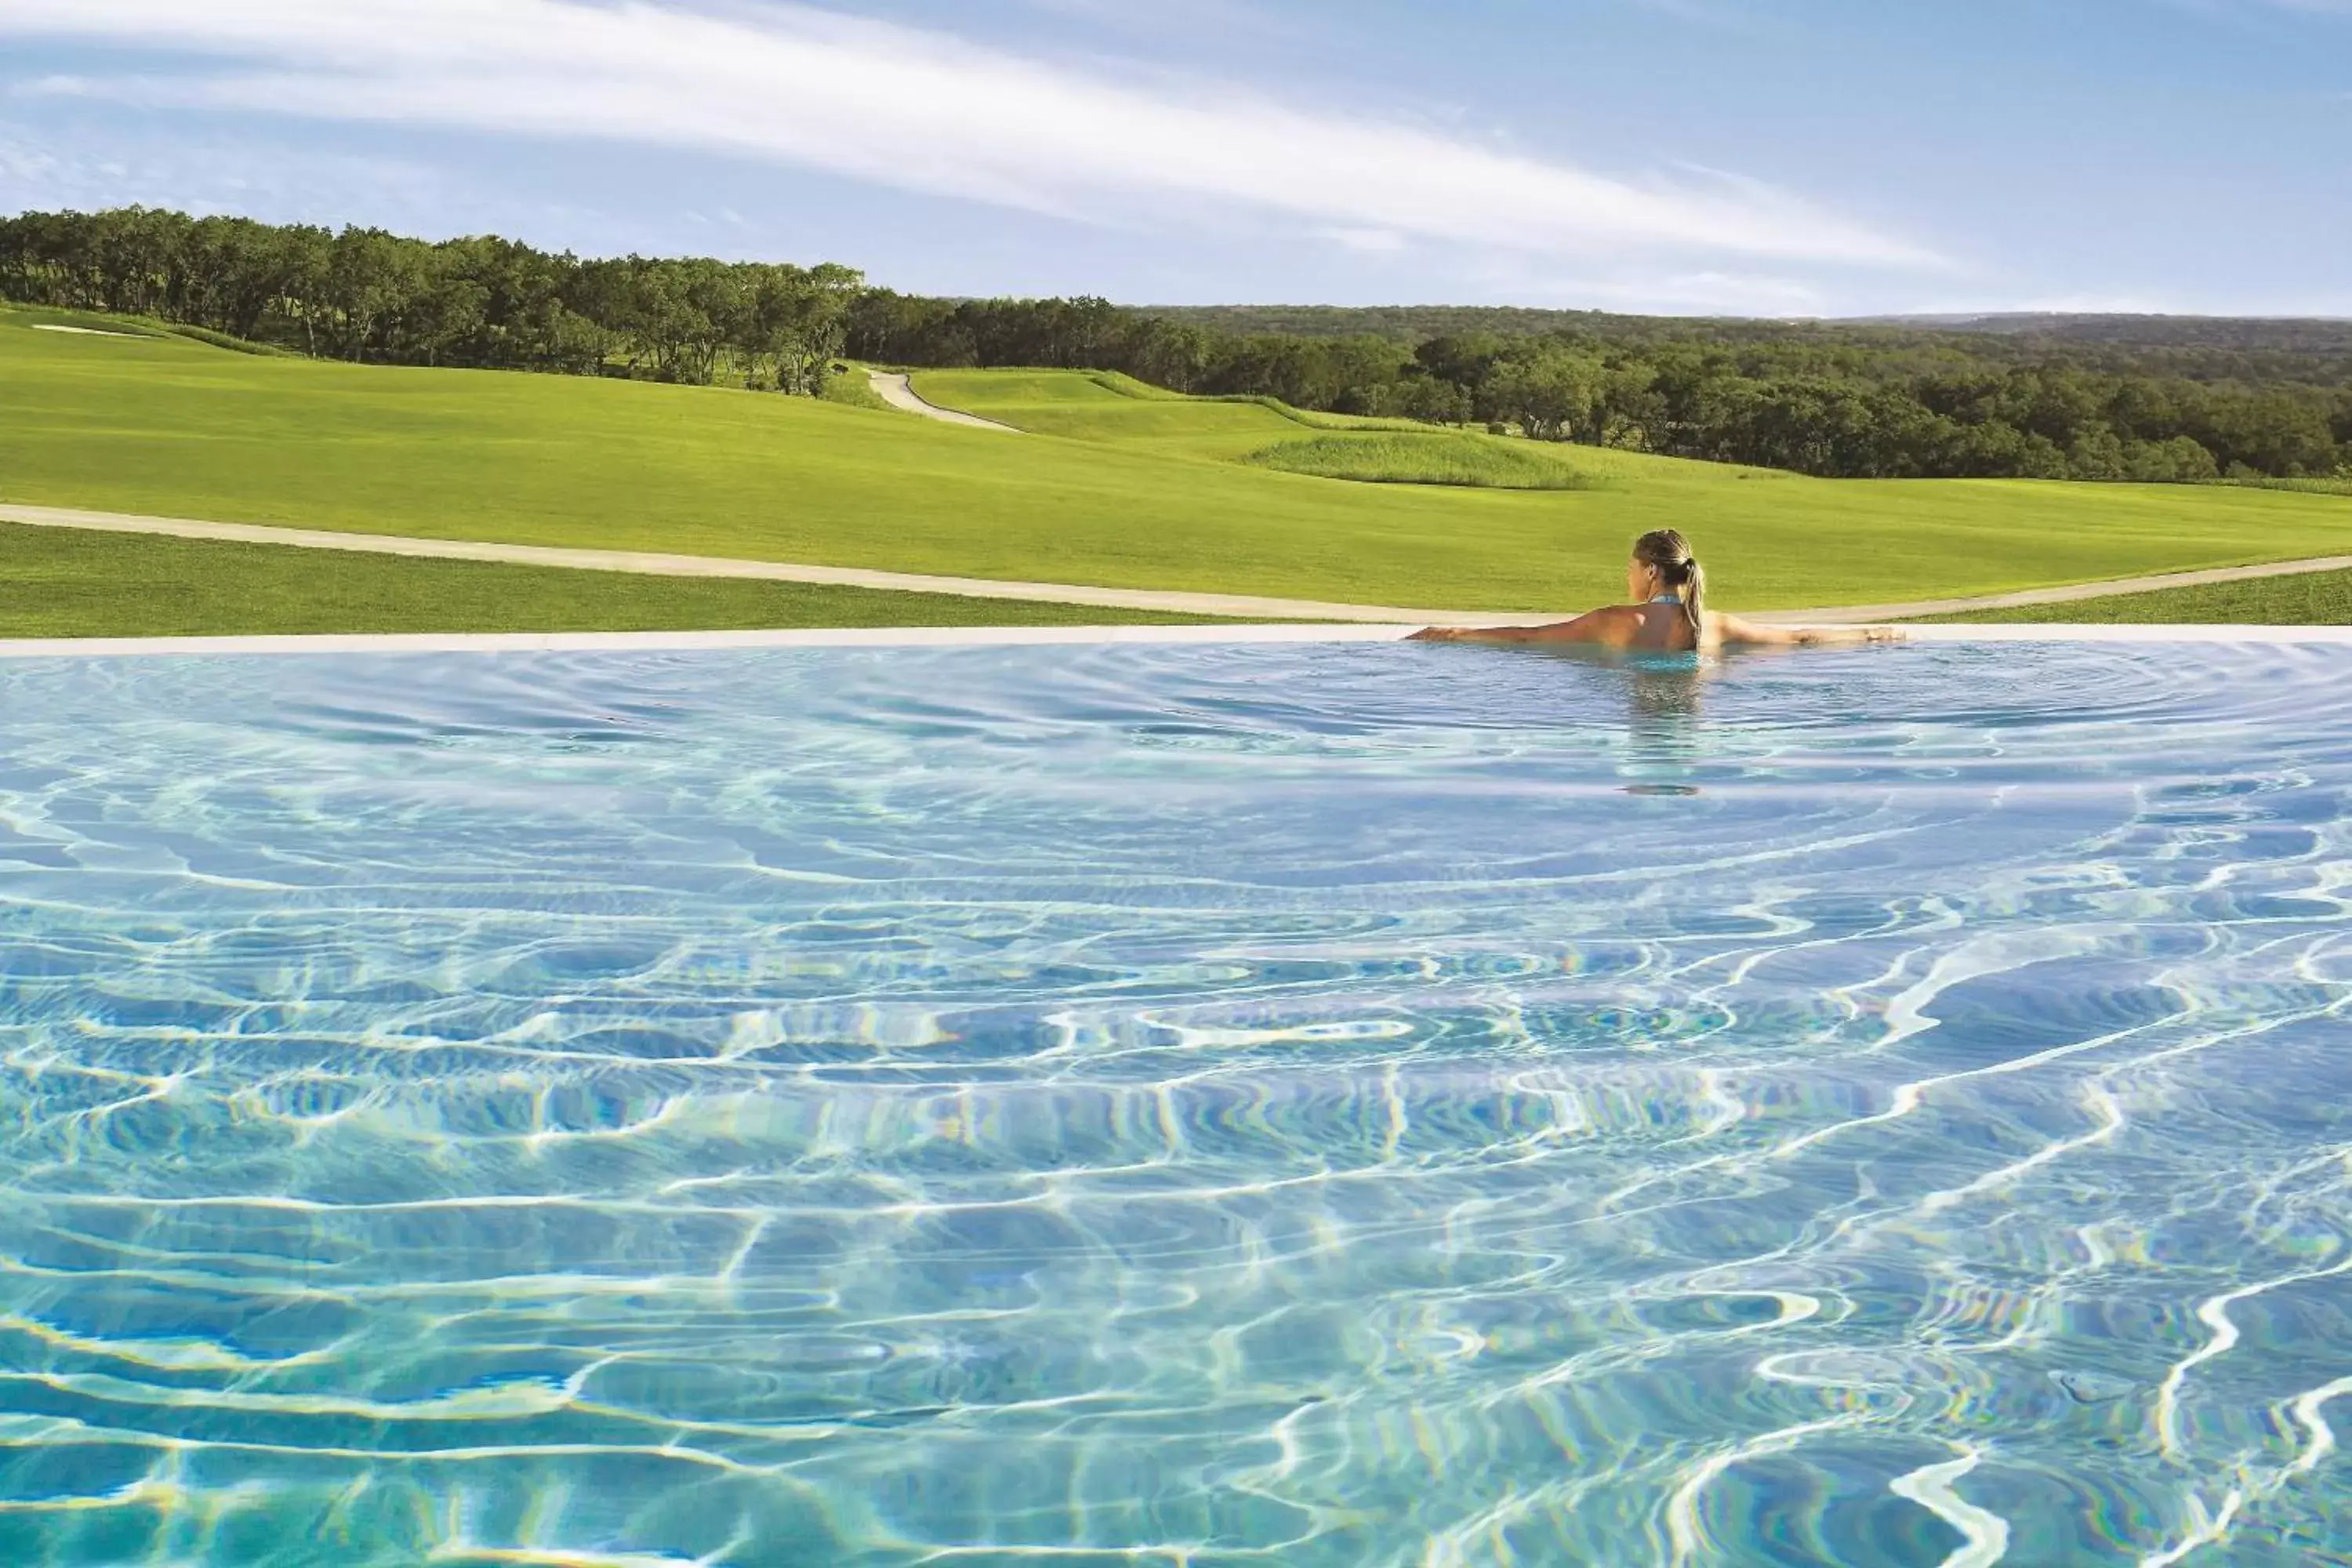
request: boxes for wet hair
[1632,529,1704,637]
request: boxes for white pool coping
[1,622,2349,659]
[1894,623,2352,644]
[0,625,1414,659]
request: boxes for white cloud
[1630,0,1760,29]
[1486,267,1831,317]
[0,124,464,223]
[1009,0,1305,43]
[0,0,1941,272]
[1322,227,1409,255]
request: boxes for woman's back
[1621,600,1700,653]
[1408,528,1901,655]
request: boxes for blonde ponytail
[1631,528,1705,637]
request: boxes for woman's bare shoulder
[1548,604,1645,644]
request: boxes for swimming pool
[1,639,2346,1566]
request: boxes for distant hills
[1852,314,2352,355]
[1144,304,2352,358]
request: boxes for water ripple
[1,641,2348,1566]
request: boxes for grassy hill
[905,365,2351,605]
[1936,567,2352,625]
[4,306,2349,626]
[0,522,1228,639]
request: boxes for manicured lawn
[1240,431,1602,490]
[1935,568,2352,624]
[5,307,2347,616]
[819,363,892,412]
[0,524,1229,638]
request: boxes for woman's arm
[1710,614,1905,648]
[1410,610,1627,646]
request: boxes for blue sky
[0,0,2344,317]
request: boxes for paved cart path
[6,502,2349,626]
[866,371,1022,433]
[1744,554,2352,625]
[0,503,1487,624]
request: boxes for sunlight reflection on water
[0,641,2347,1566]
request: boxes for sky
[0,0,2345,318]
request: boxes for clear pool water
[2,641,2348,1567]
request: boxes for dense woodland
[1149,303,2352,361]
[856,297,2352,482]
[0,207,861,392]
[6,207,2349,485]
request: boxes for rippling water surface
[2,641,2349,1566]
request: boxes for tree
[1483,350,1603,441]
[2067,425,2129,482]
[2124,435,2219,484]
[1395,371,1472,425]
[745,263,862,394]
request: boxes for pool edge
[0,625,1423,658]
[0,622,2348,658]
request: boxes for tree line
[0,206,859,392]
[1146,303,2352,372]
[849,294,2352,483]
[6,206,2348,484]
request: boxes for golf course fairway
[0,521,1233,640]
[4,307,2347,616]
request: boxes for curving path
[865,371,1022,433]
[1748,553,2352,625]
[0,503,1490,625]
[5,503,2347,626]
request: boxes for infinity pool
[1,641,2347,1566]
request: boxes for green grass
[818,364,891,412]
[1243,432,1606,491]
[909,368,1328,458]
[1079,370,1432,432]
[7,303,289,354]
[1933,568,2352,624]
[2217,475,2352,498]
[5,306,2349,618]
[5,304,169,336]
[0,523,1231,637]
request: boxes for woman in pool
[1410,529,1903,653]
